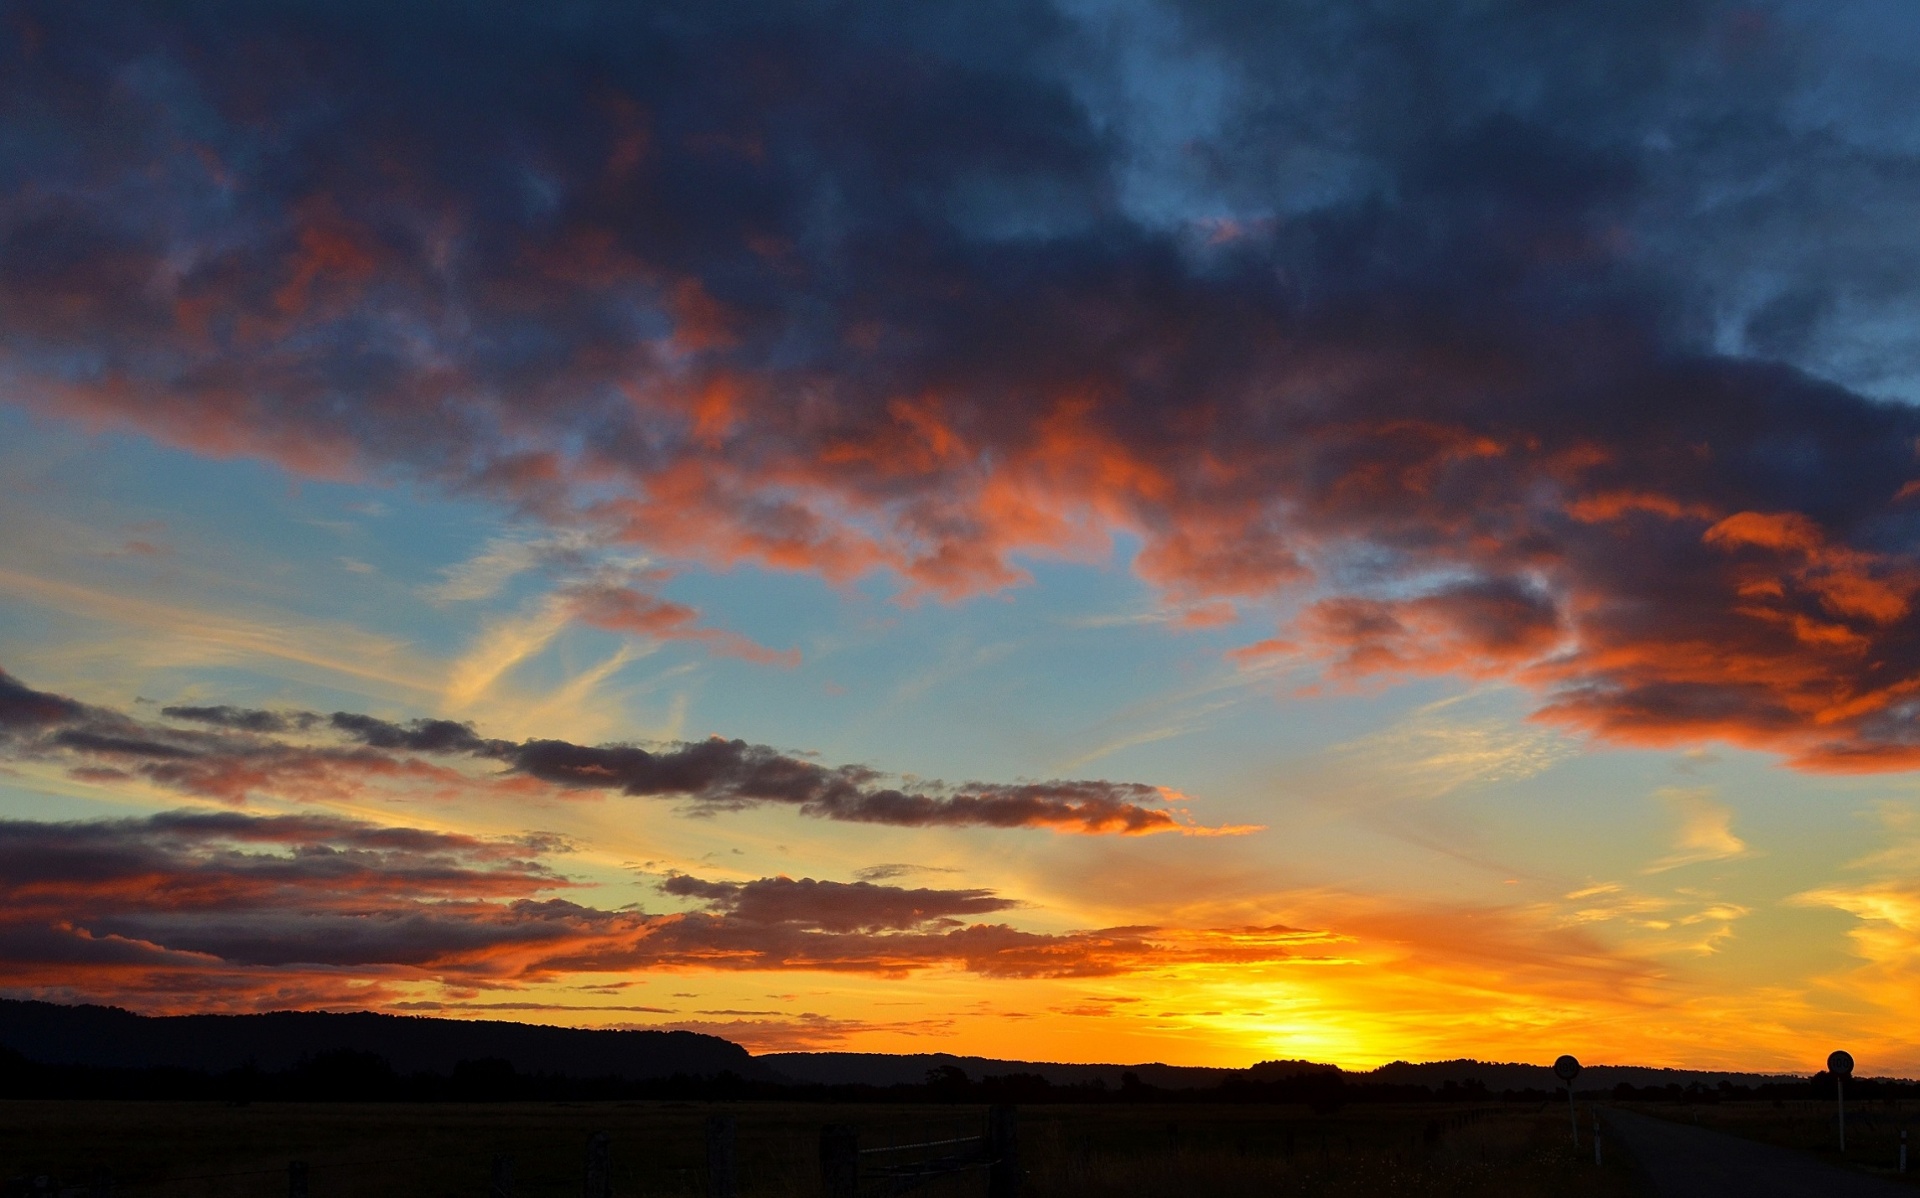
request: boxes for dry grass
[1614,1098,1919,1188]
[0,1100,1644,1198]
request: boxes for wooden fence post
[583,1132,610,1198]
[819,1125,857,1198]
[706,1114,738,1198]
[490,1155,513,1198]
[987,1105,1019,1198]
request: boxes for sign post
[1828,1050,1854,1154]
[706,1114,738,1198]
[1553,1056,1582,1148]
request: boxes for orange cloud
[0,810,1311,1012]
[11,0,1920,774]
[563,581,800,666]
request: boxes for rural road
[1602,1107,1913,1197]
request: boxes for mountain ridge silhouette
[0,999,764,1080]
[3,1000,1865,1093]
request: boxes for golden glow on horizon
[5,702,1918,1076]
[4,468,1920,1080]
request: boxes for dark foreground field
[1612,1099,1918,1188]
[0,1100,1640,1198]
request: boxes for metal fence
[818,1106,1016,1198]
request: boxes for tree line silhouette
[9,1045,1910,1107]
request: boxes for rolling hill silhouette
[2,1000,1866,1101]
[767,1050,1805,1092]
[0,999,763,1081]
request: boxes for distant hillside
[763,1050,1818,1093]
[759,1051,1238,1090]
[0,1000,764,1080]
[3,1001,1874,1096]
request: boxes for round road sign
[1553,1055,1582,1082]
[1828,1050,1854,1078]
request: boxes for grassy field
[1614,1098,1918,1187]
[0,1100,1644,1198]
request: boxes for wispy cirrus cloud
[422,533,595,605]
[1560,880,1750,957]
[1644,787,1753,873]
[430,533,797,710]
[1788,803,1920,1034]
[1328,692,1574,802]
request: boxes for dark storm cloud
[659,873,1017,932]
[161,705,315,734]
[0,810,1311,1007]
[0,809,572,979]
[0,811,557,900]
[2,668,1210,833]
[7,2,1920,765]
[501,737,1189,831]
[0,667,86,731]
[326,712,502,755]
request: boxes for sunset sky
[4,0,1920,1076]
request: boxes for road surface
[1602,1107,1913,1197]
